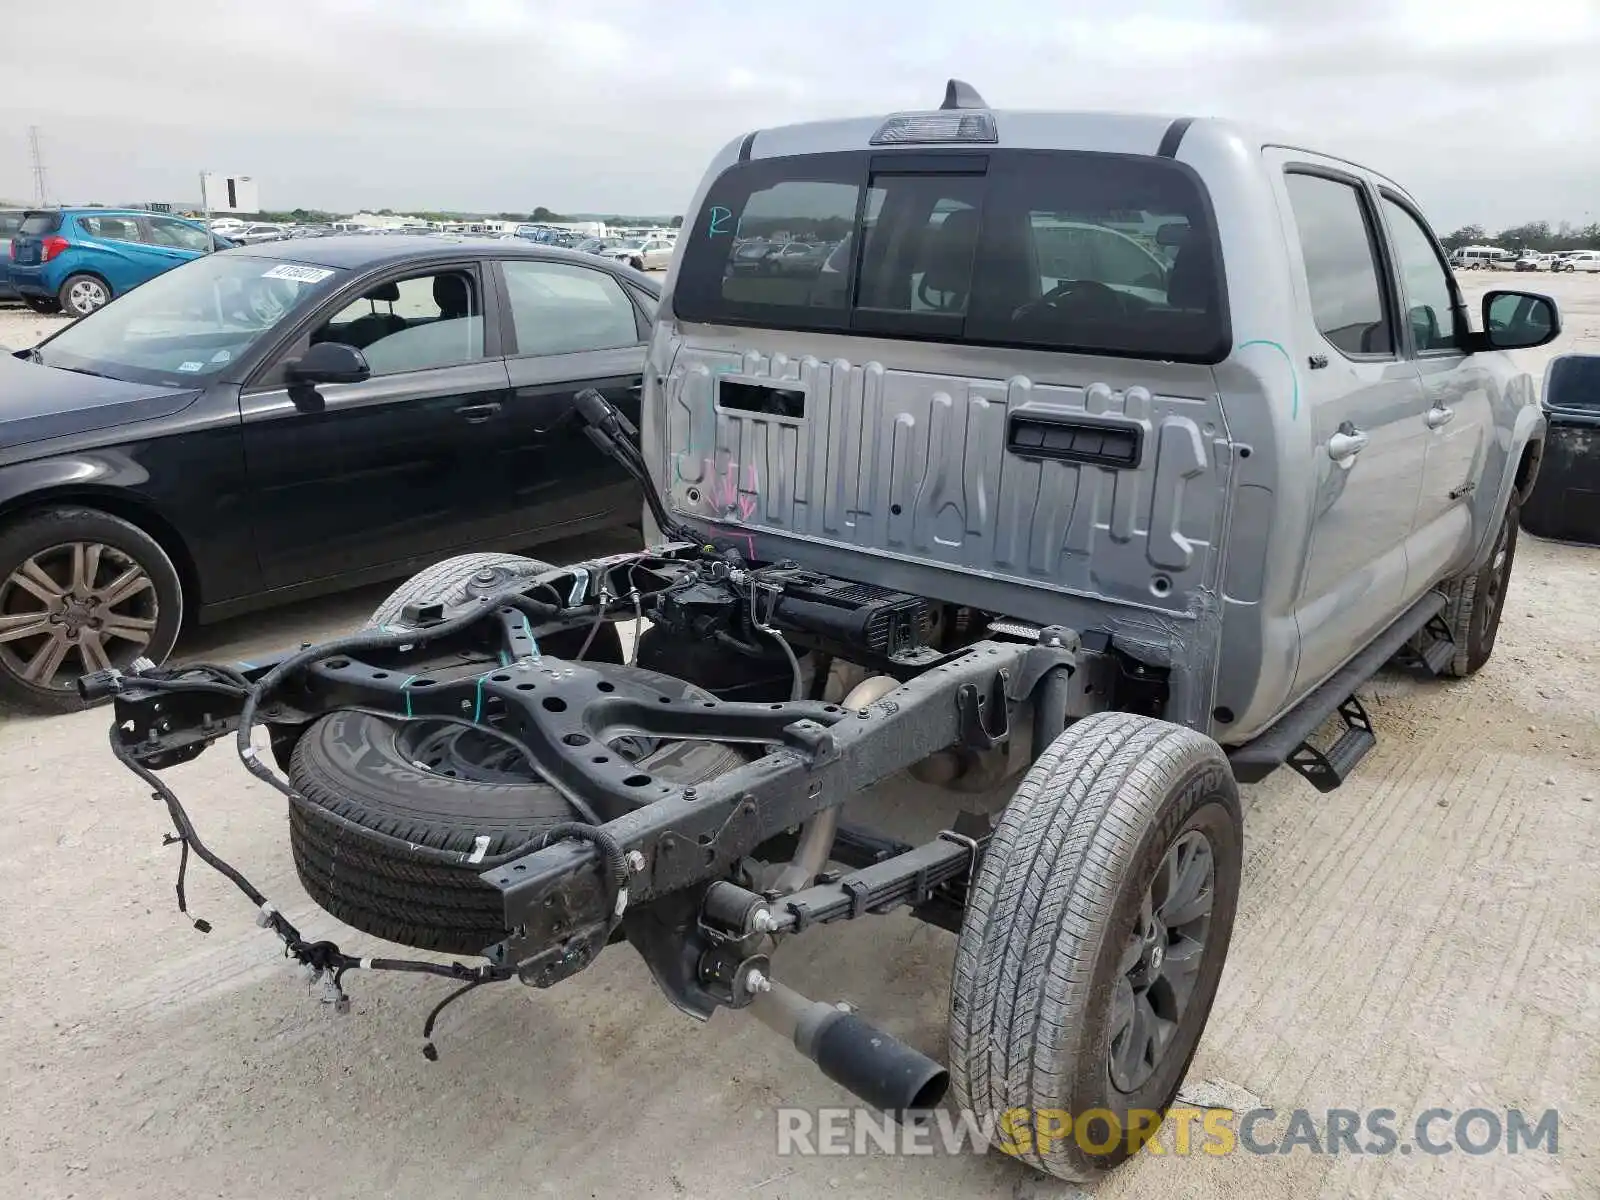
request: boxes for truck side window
[1380,198,1460,353]
[1284,173,1394,359]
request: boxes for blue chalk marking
[520,614,540,658]
[1237,339,1299,419]
[474,674,486,723]
[708,206,733,236]
[399,674,417,717]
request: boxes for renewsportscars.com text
[775,1106,1560,1159]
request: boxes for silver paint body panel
[643,110,1543,745]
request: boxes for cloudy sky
[1,0,1595,231]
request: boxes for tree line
[1441,222,1600,252]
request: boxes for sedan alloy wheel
[0,541,158,695]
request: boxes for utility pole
[28,126,49,207]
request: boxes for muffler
[749,977,949,1118]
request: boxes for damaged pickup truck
[95,82,1558,1185]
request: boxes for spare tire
[287,662,743,955]
[368,551,623,663]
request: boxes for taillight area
[40,235,70,262]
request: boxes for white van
[1451,245,1514,270]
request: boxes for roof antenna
[940,79,988,110]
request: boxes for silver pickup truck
[100,80,1559,1189]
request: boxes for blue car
[7,208,223,317]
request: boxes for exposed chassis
[99,541,1081,1020]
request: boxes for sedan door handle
[455,402,502,423]
[530,408,578,435]
[1425,405,1456,428]
[1327,429,1369,462]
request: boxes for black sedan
[0,236,659,712]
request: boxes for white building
[542,220,609,237]
[345,211,428,231]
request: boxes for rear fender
[1467,403,1545,573]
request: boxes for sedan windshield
[33,253,347,387]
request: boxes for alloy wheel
[0,542,158,692]
[1477,517,1513,639]
[1108,830,1216,1093]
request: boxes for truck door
[1373,191,1493,593]
[1268,158,1430,698]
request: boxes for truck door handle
[455,402,502,423]
[1425,405,1455,428]
[1327,429,1368,462]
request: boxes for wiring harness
[105,579,640,1060]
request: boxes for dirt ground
[1,272,1597,1200]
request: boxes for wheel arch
[0,485,202,618]
[1465,405,1545,574]
[1513,434,1544,504]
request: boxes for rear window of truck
[675,149,1229,363]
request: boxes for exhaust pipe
[750,978,949,1118]
[769,674,901,895]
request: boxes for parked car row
[1449,244,1600,272]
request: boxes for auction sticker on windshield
[262,264,335,284]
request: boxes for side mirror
[1481,290,1561,351]
[286,341,370,386]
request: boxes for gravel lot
[1,273,1597,1200]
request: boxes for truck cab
[643,88,1558,751]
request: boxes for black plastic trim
[1157,118,1194,158]
[737,131,759,163]
[1006,412,1144,469]
[1228,590,1446,779]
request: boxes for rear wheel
[0,507,183,713]
[59,274,111,317]
[949,712,1243,1183]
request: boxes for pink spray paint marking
[701,458,761,522]
[710,528,758,559]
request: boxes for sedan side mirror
[1481,290,1561,351]
[287,341,370,385]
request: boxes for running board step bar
[1228,590,1448,789]
[1284,695,1375,793]
[1395,612,1458,676]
